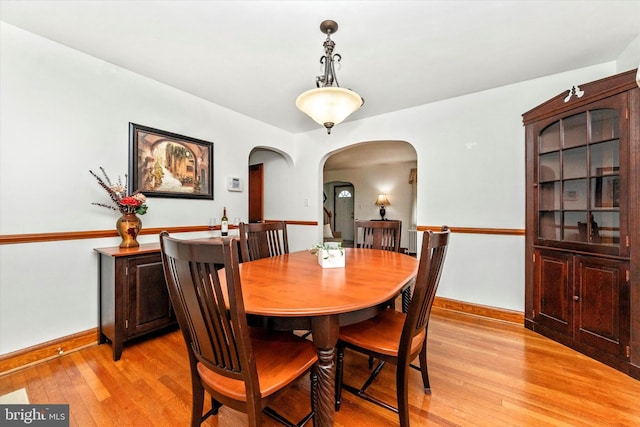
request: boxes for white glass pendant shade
[296,87,363,129]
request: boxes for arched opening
[323,140,417,250]
[248,147,294,222]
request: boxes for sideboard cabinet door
[126,253,174,339]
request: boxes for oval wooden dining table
[237,248,419,427]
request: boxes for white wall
[0,20,629,355]
[0,23,295,354]
[616,34,640,73]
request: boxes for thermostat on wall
[226,177,243,192]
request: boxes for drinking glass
[208,218,218,237]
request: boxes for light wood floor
[1,308,639,426]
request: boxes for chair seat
[339,308,426,357]
[198,328,318,402]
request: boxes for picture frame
[129,123,214,199]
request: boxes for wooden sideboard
[95,243,176,361]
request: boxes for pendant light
[296,20,364,134]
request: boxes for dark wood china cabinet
[523,69,639,380]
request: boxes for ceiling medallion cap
[320,20,338,35]
[296,87,363,131]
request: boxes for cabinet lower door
[534,250,573,335]
[574,256,629,356]
[127,254,175,339]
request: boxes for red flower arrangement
[90,167,148,215]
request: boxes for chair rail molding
[0,224,525,245]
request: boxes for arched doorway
[323,140,417,250]
[248,147,294,222]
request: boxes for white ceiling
[2,0,638,137]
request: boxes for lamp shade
[296,87,363,129]
[375,194,390,206]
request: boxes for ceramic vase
[116,213,142,248]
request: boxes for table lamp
[375,193,390,220]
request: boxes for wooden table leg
[311,315,340,427]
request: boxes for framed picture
[129,123,214,199]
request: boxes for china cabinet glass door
[536,101,623,251]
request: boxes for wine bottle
[221,207,229,236]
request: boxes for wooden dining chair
[354,219,402,252]
[335,226,450,427]
[355,219,410,313]
[239,221,289,262]
[159,232,317,427]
